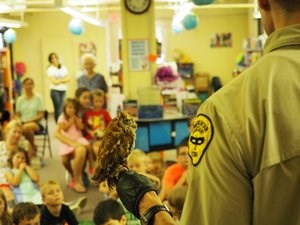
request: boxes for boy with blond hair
[127,149,160,188]
[39,180,78,225]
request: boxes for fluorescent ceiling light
[0,18,28,28]
[172,2,193,24]
[61,7,105,27]
[0,0,26,13]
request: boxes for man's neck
[272,6,300,30]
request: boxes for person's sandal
[73,183,87,193]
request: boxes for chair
[35,110,52,159]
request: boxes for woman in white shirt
[47,53,70,122]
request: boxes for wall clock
[124,0,151,15]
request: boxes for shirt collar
[263,24,300,54]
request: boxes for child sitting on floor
[5,147,42,205]
[127,149,161,188]
[12,202,40,225]
[0,188,12,225]
[40,180,79,225]
[93,199,127,225]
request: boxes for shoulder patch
[188,114,214,166]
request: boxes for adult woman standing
[47,52,70,122]
[77,53,108,94]
[15,77,45,153]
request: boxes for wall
[157,8,250,85]
[12,11,109,112]
[10,7,254,112]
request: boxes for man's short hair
[275,0,300,12]
[93,199,125,225]
[12,202,40,225]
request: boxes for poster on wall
[128,39,149,71]
[79,41,97,57]
[78,41,97,77]
[210,33,232,48]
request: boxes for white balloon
[68,18,84,35]
[3,29,17,44]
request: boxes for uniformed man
[115,0,300,224]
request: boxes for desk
[135,114,190,152]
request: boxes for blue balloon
[68,18,84,35]
[182,14,198,30]
[3,29,17,44]
[171,22,184,34]
[192,0,214,5]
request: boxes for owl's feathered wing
[91,111,137,189]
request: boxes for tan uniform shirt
[181,24,300,225]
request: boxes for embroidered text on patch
[188,114,214,166]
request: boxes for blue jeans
[50,89,66,122]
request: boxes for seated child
[146,151,164,181]
[5,147,42,205]
[40,180,79,225]
[127,149,160,188]
[83,89,112,163]
[12,202,40,225]
[93,199,127,225]
[0,188,12,225]
[166,185,188,224]
[55,98,89,193]
[5,148,86,215]
[159,139,189,201]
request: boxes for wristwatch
[140,204,173,225]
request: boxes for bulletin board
[128,39,149,71]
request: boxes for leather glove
[116,170,157,218]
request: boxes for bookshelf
[0,48,13,116]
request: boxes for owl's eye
[124,118,130,123]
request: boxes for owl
[91,111,137,189]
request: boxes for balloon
[171,22,184,34]
[68,18,84,35]
[192,0,214,5]
[182,14,198,30]
[3,29,17,44]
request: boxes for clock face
[125,0,151,14]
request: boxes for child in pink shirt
[55,98,90,193]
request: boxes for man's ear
[120,214,127,225]
[258,0,271,11]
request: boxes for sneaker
[66,196,88,210]
[70,205,81,216]
[82,172,90,188]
